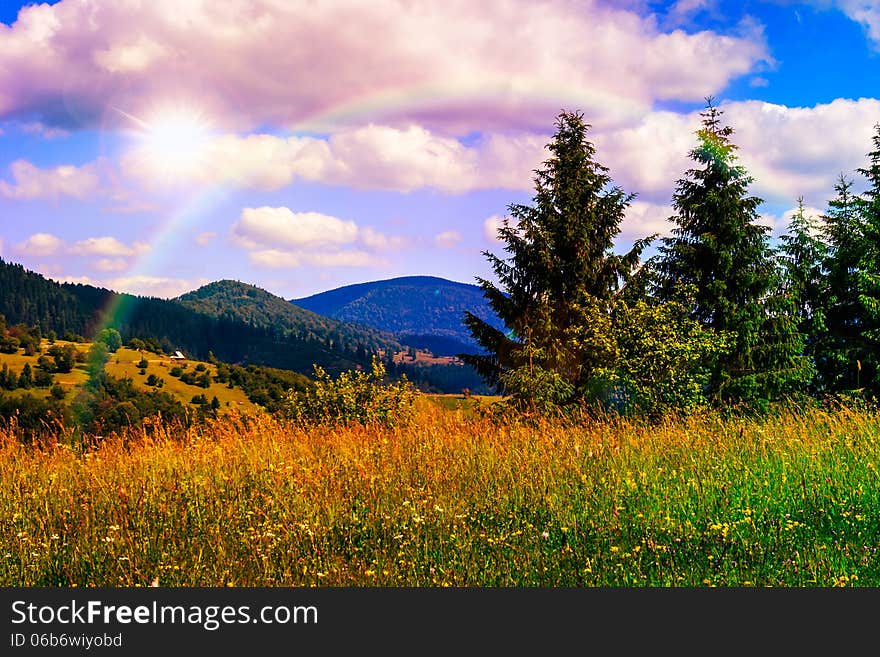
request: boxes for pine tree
[654,97,808,404]
[18,363,33,389]
[778,197,827,391]
[462,110,650,407]
[820,126,880,395]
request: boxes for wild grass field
[2,397,878,587]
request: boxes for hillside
[291,275,504,354]
[176,280,401,355]
[0,258,368,377]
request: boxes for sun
[119,105,214,183]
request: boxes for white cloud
[232,207,358,250]
[620,201,675,241]
[105,275,203,299]
[92,258,129,272]
[724,97,880,207]
[93,35,169,73]
[483,215,508,242]
[834,0,880,49]
[249,249,388,269]
[55,275,98,286]
[123,126,547,194]
[0,160,101,200]
[359,226,410,250]
[14,232,63,256]
[69,236,151,257]
[0,0,769,135]
[434,230,463,248]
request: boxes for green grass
[2,401,879,587]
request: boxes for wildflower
[541,531,549,539]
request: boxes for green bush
[285,358,416,428]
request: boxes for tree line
[463,99,880,415]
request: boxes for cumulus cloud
[232,207,358,250]
[249,249,388,269]
[620,201,675,241]
[434,230,463,248]
[723,97,880,207]
[231,206,401,269]
[359,226,411,250]
[14,232,64,256]
[833,0,880,49]
[122,126,547,193]
[0,160,101,200]
[0,0,768,134]
[69,236,151,257]
[483,215,508,242]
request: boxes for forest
[462,99,879,417]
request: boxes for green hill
[0,258,371,376]
[176,280,401,355]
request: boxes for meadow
[2,398,878,587]
[0,341,256,412]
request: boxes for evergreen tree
[462,110,650,407]
[18,363,33,389]
[819,126,880,395]
[778,197,827,392]
[654,98,808,404]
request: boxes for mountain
[0,258,371,376]
[291,276,504,355]
[176,280,401,355]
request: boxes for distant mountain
[291,276,504,355]
[176,280,401,355]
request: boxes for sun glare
[121,106,214,182]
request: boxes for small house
[169,350,186,361]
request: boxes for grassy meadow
[0,341,256,412]
[2,397,879,587]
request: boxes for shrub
[285,357,416,428]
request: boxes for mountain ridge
[291,275,502,354]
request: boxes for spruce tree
[654,98,807,404]
[462,110,649,407]
[778,197,827,391]
[820,126,880,395]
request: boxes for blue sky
[0,0,878,299]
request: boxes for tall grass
[2,400,879,586]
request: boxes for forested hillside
[0,259,369,376]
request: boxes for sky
[0,0,878,300]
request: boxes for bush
[285,358,416,428]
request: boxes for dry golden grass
[2,399,879,587]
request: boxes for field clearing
[425,393,503,413]
[0,341,257,412]
[104,347,257,412]
[2,400,879,587]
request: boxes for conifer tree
[462,110,649,406]
[820,126,880,395]
[778,197,827,391]
[654,98,808,404]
